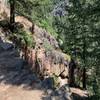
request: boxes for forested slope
[0,0,100,100]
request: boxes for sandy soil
[0,84,45,100]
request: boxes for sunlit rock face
[26,24,71,79]
[27,47,70,78]
[13,16,68,78]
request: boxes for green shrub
[52,74,60,89]
[38,19,58,38]
[43,39,53,56]
[10,29,35,48]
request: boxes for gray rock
[57,89,62,95]
[46,89,53,95]
[64,92,72,100]
[51,96,57,100]
[48,84,72,100]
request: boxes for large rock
[27,47,70,78]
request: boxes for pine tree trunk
[82,67,86,89]
[10,0,15,31]
[69,59,76,87]
[69,66,75,86]
[82,37,87,89]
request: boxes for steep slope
[15,15,70,80]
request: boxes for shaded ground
[0,39,46,100]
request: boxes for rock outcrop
[24,24,71,80]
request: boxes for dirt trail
[0,46,45,100]
[0,85,44,100]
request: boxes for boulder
[27,47,70,79]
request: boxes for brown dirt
[0,84,44,100]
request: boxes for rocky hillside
[0,2,88,99]
[0,29,88,100]
[0,1,71,79]
[15,15,71,81]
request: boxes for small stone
[47,89,53,95]
[57,90,62,95]
[51,96,56,100]
[64,92,72,100]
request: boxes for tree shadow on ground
[0,36,41,89]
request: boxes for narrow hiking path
[0,42,45,100]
